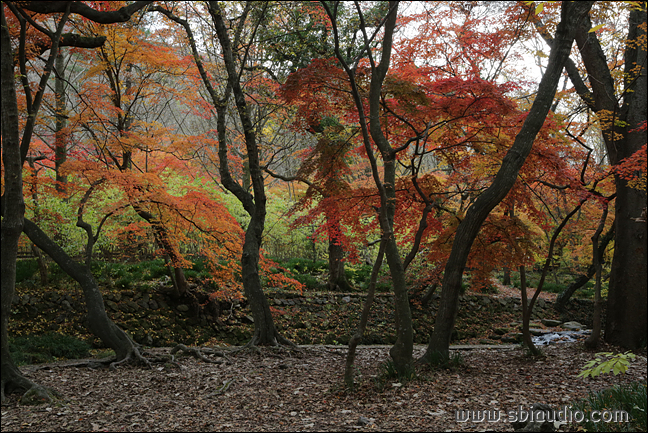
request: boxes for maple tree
[1,0,152,404]
[152,1,297,347]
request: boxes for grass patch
[9,333,91,366]
[569,381,646,432]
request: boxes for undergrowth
[9,333,91,366]
[569,381,647,432]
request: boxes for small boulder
[561,321,584,331]
[541,319,562,327]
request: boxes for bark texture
[571,9,647,349]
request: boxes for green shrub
[283,257,328,274]
[16,260,38,284]
[293,274,322,290]
[9,333,91,366]
[569,381,647,432]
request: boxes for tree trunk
[519,265,541,356]
[585,206,608,349]
[345,238,386,389]
[1,8,55,402]
[328,239,351,291]
[571,8,647,349]
[135,207,189,298]
[420,2,594,363]
[54,49,68,194]
[31,244,49,286]
[23,218,143,361]
[502,267,511,286]
[554,223,614,312]
[209,2,288,346]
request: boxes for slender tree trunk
[31,244,49,286]
[54,49,68,194]
[421,2,594,363]
[135,207,189,298]
[554,223,614,312]
[585,206,608,349]
[345,238,386,389]
[519,265,541,355]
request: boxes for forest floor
[1,342,646,432]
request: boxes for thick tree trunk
[572,8,647,349]
[23,218,143,362]
[605,184,647,348]
[420,2,594,363]
[1,7,54,403]
[242,216,290,346]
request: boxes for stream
[532,329,592,346]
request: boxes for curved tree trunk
[23,218,144,363]
[554,223,614,312]
[209,2,289,346]
[420,2,594,363]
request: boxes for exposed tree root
[169,344,231,364]
[1,370,59,405]
[227,333,303,360]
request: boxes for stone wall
[10,286,602,347]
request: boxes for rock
[512,403,556,432]
[541,319,562,327]
[243,315,254,324]
[357,416,374,426]
[529,328,552,336]
[494,327,509,335]
[341,296,351,303]
[561,321,584,331]
[502,333,522,343]
[177,304,190,312]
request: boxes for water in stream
[532,329,591,346]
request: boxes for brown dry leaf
[1,344,645,432]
